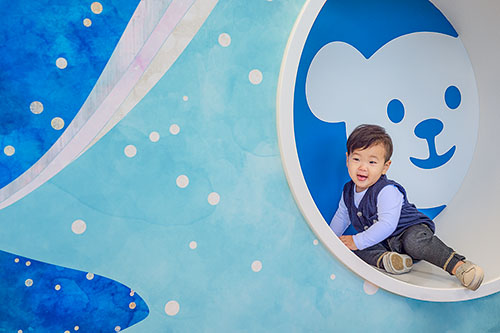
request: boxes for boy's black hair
[346,124,393,162]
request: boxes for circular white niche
[277,0,500,301]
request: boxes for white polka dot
[86,272,94,280]
[176,175,189,188]
[313,239,319,246]
[114,326,121,332]
[91,2,103,14]
[30,101,44,114]
[14,258,19,263]
[51,117,65,130]
[218,33,231,47]
[18,330,22,333]
[149,131,160,142]
[169,124,180,135]
[4,145,15,156]
[74,326,79,331]
[207,192,220,205]
[189,241,197,250]
[83,18,92,27]
[56,57,68,69]
[251,260,262,272]
[25,261,31,267]
[182,95,188,101]
[249,69,263,85]
[124,145,137,158]
[25,279,33,287]
[363,280,379,295]
[330,274,336,280]
[72,219,87,234]
[55,284,61,291]
[165,300,180,316]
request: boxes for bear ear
[305,41,367,124]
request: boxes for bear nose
[414,118,443,139]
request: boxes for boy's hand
[340,235,358,251]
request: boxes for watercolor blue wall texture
[0,0,140,189]
[2,0,500,332]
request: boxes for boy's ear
[382,160,391,174]
[346,152,349,166]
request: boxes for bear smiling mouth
[410,118,456,169]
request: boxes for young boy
[330,124,484,290]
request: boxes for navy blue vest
[343,175,435,237]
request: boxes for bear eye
[387,98,405,124]
[445,85,461,109]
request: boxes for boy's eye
[370,161,377,164]
[353,157,360,161]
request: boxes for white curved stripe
[0,0,217,209]
[84,0,219,151]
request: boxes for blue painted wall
[1,1,500,331]
[0,0,140,189]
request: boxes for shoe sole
[406,258,413,268]
[391,254,404,270]
[386,253,413,274]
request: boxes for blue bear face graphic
[305,32,479,209]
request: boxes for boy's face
[346,144,391,193]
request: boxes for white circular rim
[276,0,500,302]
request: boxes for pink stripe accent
[93,0,194,118]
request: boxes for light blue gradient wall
[1,1,500,331]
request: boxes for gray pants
[354,224,465,274]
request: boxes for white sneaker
[455,260,484,291]
[382,252,413,274]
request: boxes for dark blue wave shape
[0,250,149,332]
[0,0,140,189]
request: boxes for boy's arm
[352,185,403,250]
[329,193,351,237]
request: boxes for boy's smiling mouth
[357,174,368,181]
